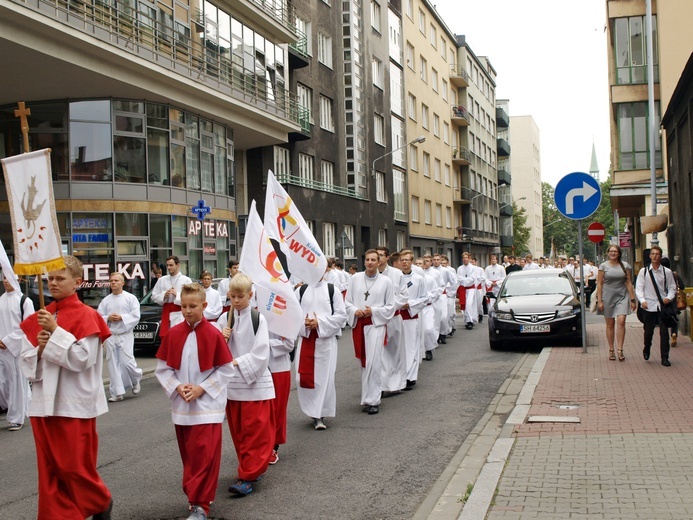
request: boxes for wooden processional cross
[14,101,32,154]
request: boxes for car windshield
[500,275,574,297]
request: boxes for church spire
[589,141,599,181]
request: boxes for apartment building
[0,0,302,305]
[509,115,543,258]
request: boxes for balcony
[496,106,509,128]
[452,146,472,165]
[497,168,511,186]
[227,0,298,43]
[288,28,309,69]
[274,173,368,200]
[455,226,500,244]
[451,105,471,127]
[497,138,511,157]
[500,235,513,248]
[499,204,513,217]
[453,187,476,204]
[449,63,470,87]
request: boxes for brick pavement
[487,318,693,519]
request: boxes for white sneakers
[108,395,124,402]
[132,381,141,395]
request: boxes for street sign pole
[577,221,587,353]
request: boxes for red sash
[352,316,374,368]
[401,308,418,320]
[159,302,182,338]
[457,286,474,310]
[21,293,111,346]
[156,318,232,372]
[298,329,318,389]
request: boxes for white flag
[239,201,302,339]
[1,149,64,275]
[264,170,327,286]
[0,238,21,293]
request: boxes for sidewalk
[426,315,693,520]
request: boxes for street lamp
[499,196,526,211]
[371,135,426,176]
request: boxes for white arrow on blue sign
[554,172,602,220]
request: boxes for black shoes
[643,348,650,361]
[404,379,416,391]
[425,351,433,361]
[465,323,473,330]
[662,359,671,366]
[367,405,379,415]
[478,315,483,323]
[437,335,447,344]
[449,328,455,337]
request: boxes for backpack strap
[228,308,260,334]
[298,283,335,315]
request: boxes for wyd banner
[1,149,65,275]
[264,170,327,286]
[239,200,302,339]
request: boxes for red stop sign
[588,222,606,243]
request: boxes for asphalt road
[1,317,528,520]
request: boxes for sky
[430,0,610,187]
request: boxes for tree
[510,201,530,256]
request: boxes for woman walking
[596,245,637,361]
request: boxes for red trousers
[225,400,274,481]
[271,371,291,446]
[30,416,111,520]
[175,423,222,511]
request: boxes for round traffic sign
[587,222,606,243]
[554,172,602,220]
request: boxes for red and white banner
[264,170,327,286]
[239,200,302,339]
[1,149,64,275]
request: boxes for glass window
[186,115,200,190]
[147,127,169,185]
[70,100,110,122]
[116,213,147,236]
[70,121,112,181]
[113,136,146,183]
[150,214,171,248]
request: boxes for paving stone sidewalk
[488,318,693,519]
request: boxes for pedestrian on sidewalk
[596,245,636,361]
[635,245,677,366]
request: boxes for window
[370,0,381,32]
[319,95,334,132]
[444,163,450,186]
[374,113,385,145]
[321,160,334,185]
[390,63,404,116]
[378,229,387,247]
[421,104,429,129]
[419,56,427,82]
[343,224,355,258]
[435,203,442,227]
[614,15,659,84]
[408,94,417,120]
[423,152,430,177]
[397,231,406,252]
[295,17,312,55]
[440,37,446,59]
[274,146,290,177]
[410,144,419,171]
[424,199,431,224]
[376,171,387,202]
[443,122,449,144]
[298,153,313,182]
[394,169,406,220]
[406,42,415,70]
[442,79,448,101]
[372,57,383,88]
[618,101,662,170]
[431,68,438,92]
[445,206,452,228]
[406,0,413,19]
[418,9,425,33]
[433,114,440,137]
[297,83,313,125]
[322,222,336,256]
[434,158,441,182]
[429,24,437,47]
[318,33,333,68]
[411,196,420,221]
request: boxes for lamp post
[498,196,526,211]
[371,135,426,176]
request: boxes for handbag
[636,301,645,323]
[676,288,687,310]
[649,267,678,328]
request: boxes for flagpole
[13,101,46,309]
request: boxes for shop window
[116,213,147,236]
[150,214,171,248]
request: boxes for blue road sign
[554,172,601,220]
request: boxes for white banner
[1,149,64,275]
[0,238,21,293]
[239,200,302,339]
[264,170,327,286]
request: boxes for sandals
[609,350,616,361]
[618,349,625,361]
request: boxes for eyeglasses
[650,252,662,257]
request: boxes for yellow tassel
[13,257,66,275]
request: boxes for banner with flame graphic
[264,170,327,286]
[239,200,302,339]
[1,149,65,275]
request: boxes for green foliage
[510,201,530,256]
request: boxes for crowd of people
[1,246,686,519]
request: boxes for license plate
[134,332,155,339]
[520,324,550,333]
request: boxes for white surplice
[401,270,428,383]
[456,263,478,325]
[345,272,395,406]
[380,266,409,392]
[203,286,223,321]
[484,263,506,298]
[98,291,142,398]
[295,281,347,418]
[151,272,193,328]
[155,322,235,425]
[0,291,34,425]
[420,270,439,353]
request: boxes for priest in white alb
[456,252,479,330]
[151,255,192,338]
[398,251,428,391]
[345,249,395,415]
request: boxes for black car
[487,269,582,350]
